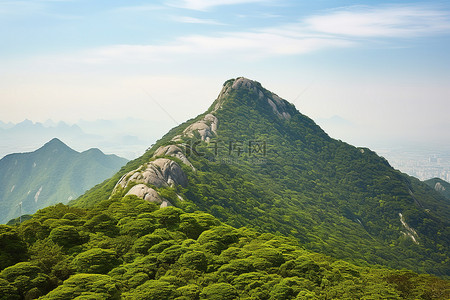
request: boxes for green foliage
[84,213,119,237]
[0,278,20,300]
[200,283,238,299]
[49,225,84,248]
[133,233,164,254]
[40,273,121,300]
[0,262,54,298]
[178,251,208,272]
[0,198,448,299]
[118,216,157,237]
[152,206,183,227]
[0,138,127,224]
[123,280,176,299]
[72,248,119,274]
[0,225,28,270]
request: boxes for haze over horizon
[1,0,450,152]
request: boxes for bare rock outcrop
[153,144,195,171]
[217,77,291,120]
[116,158,188,192]
[176,113,218,143]
[267,95,291,119]
[435,182,446,192]
[125,184,171,207]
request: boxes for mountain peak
[212,77,293,120]
[171,77,303,143]
[46,137,65,146]
[38,138,76,154]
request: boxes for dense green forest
[1,196,449,299]
[74,78,449,277]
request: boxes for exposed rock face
[153,144,195,171]
[215,77,291,120]
[267,96,291,119]
[112,145,192,207]
[435,182,446,192]
[116,158,188,191]
[181,114,218,142]
[399,213,419,244]
[125,184,171,206]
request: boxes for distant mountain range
[0,138,127,223]
[0,118,171,160]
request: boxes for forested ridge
[1,197,448,299]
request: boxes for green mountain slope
[73,78,449,276]
[0,198,448,299]
[425,178,450,200]
[0,138,128,224]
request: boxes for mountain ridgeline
[74,77,449,276]
[0,138,128,224]
[425,178,450,200]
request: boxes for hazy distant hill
[425,178,450,200]
[0,138,127,223]
[0,118,167,160]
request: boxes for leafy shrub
[84,213,118,236]
[152,207,183,227]
[123,280,176,299]
[0,225,28,270]
[0,278,19,300]
[200,283,238,299]
[49,225,84,248]
[133,234,164,254]
[40,273,120,300]
[0,262,53,298]
[178,251,208,272]
[72,248,119,274]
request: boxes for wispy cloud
[0,0,78,19]
[43,4,450,65]
[171,16,225,25]
[110,4,166,13]
[305,4,450,38]
[166,0,270,11]
[74,31,352,65]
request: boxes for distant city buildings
[378,149,450,182]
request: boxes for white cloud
[171,16,225,25]
[71,31,352,64]
[60,4,450,65]
[305,5,450,38]
[0,0,79,19]
[166,0,270,11]
[110,4,166,13]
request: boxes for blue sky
[1,0,450,148]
